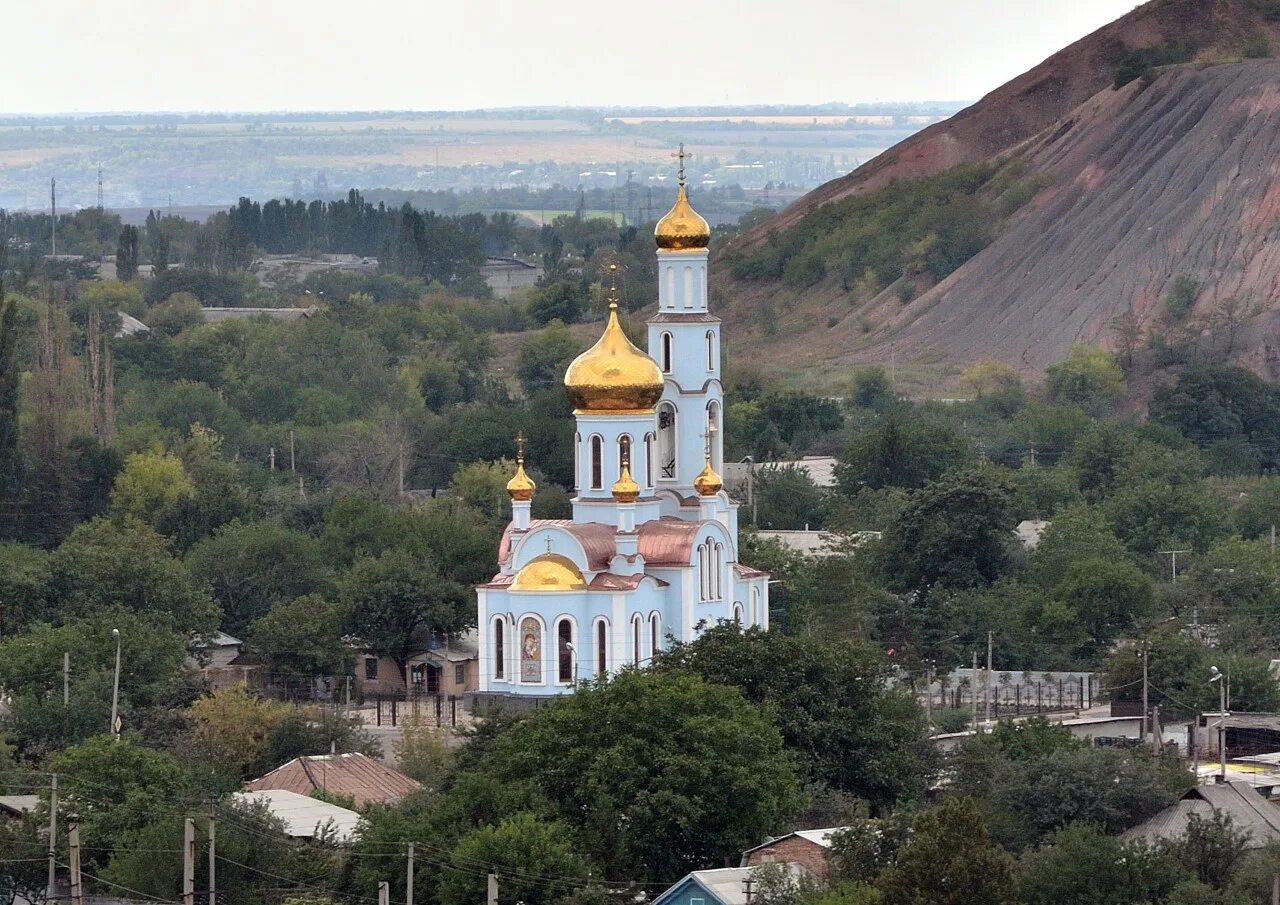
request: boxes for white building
[476,152,769,701]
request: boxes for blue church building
[475,152,770,700]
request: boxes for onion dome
[655,144,710,252]
[506,434,536,502]
[693,456,723,497]
[563,265,664,414]
[612,460,641,504]
[511,554,587,592]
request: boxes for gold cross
[515,431,526,463]
[544,535,553,554]
[672,143,688,186]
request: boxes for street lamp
[109,628,121,741]
[1209,666,1226,783]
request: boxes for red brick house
[740,828,847,879]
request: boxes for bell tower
[647,145,724,493]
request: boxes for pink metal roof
[499,518,701,569]
[244,752,420,808]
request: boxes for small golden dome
[563,266,664,414]
[612,461,640,504]
[512,554,587,592]
[506,434,536,502]
[655,145,710,252]
[694,456,723,497]
[655,184,711,252]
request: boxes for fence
[929,676,1093,717]
[371,693,461,728]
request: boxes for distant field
[612,114,945,126]
[287,136,671,168]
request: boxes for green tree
[877,797,1017,905]
[1053,558,1155,657]
[115,225,141,280]
[187,520,333,635]
[250,594,347,677]
[462,669,800,880]
[1018,823,1181,905]
[1045,345,1125,416]
[340,549,472,673]
[109,450,196,528]
[658,625,933,809]
[527,279,586,325]
[752,464,829,529]
[0,292,22,527]
[879,465,1016,591]
[1150,366,1280,471]
[1103,479,1229,555]
[838,413,972,492]
[436,813,596,905]
[0,541,54,637]
[516,320,581,395]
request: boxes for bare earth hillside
[718,0,1280,388]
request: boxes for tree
[52,517,220,634]
[184,684,291,779]
[516,320,581,395]
[116,225,141,280]
[341,549,472,672]
[1053,558,1155,657]
[109,450,195,528]
[1045,345,1125,416]
[187,520,333,634]
[1169,811,1249,888]
[1018,823,1180,905]
[0,541,53,637]
[0,292,22,527]
[250,594,347,677]
[752,464,829,529]
[461,669,801,880]
[527,279,585,325]
[838,413,972,492]
[436,813,596,905]
[879,465,1016,591]
[1150,366,1280,471]
[877,797,1017,905]
[658,625,932,810]
[1103,479,1229,555]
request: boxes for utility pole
[50,178,57,257]
[269,447,276,471]
[208,807,216,905]
[289,430,296,472]
[183,818,196,905]
[97,166,104,212]
[1158,549,1191,583]
[109,628,121,739]
[985,631,993,726]
[1141,639,1150,748]
[69,822,82,905]
[1270,872,1278,905]
[924,661,934,727]
[63,651,69,705]
[970,650,979,732]
[406,842,414,905]
[378,882,390,905]
[47,774,57,901]
[487,874,499,905]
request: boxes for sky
[9,0,1144,114]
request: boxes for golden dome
[694,456,723,497]
[612,461,640,504]
[655,184,711,252]
[563,266,664,414]
[655,145,710,252]
[512,554,587,592]
[506,434,536,501]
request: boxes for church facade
[475,155,769,699]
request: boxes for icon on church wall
[520,617,542,682]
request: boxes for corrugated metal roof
[654,865,811,905]
[231,789,362,842]
[1123,782,1280,848]
[0,794,39,816]
[244,752,420,807]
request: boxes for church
[475,152,769,699]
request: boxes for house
[199,306,318,323]
[741,827,846,879]
[1123,782,1280,848]
[754,530,880,558]
[245,752,420,808]
[481,256,542,299]
[0,795,38,820]
[231,788,362,843]
[189,632,260,689]
[723,457,838,493]
[115,311,151,338]
[356,630,479,699]
[651,864,809,905]
[1014,519,1051,550]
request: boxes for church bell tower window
[590,435,603,490]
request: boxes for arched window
[650,613,661,656]
[661,332,673,373]
[657,403,677,480]
[697,542,710,601]
[706,401,721,472]
[618,435,632,478]
[590,435,603,490]
[632,615,643,666]
[714,543,724,600]
[557,618,574,684]
[493,619,505,679]
[573,432,581,491]
[596,618,609,677]
[706,330,715,371]
[751,588,760,625]
[733,603,744,625]
[644,433,655,487]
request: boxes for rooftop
[231,788,362,842]
[245,752,420,808]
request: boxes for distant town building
[724,456,839,494]
[231,789,362,842]
[1123,783,1280,848]
[753,530,880,558]
[652,865,811,905]
[481,256,542,298]
[115,311,151,338]
[357,630,478,699]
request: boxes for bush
[933,708,972,733]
